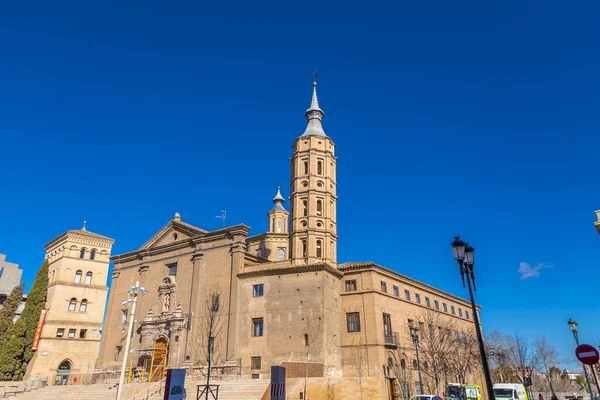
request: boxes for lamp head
[464,245,475,266]
[451,236,467,262]
[568,318,578,334]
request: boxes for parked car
[411,395,444,400]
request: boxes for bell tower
[289,80,337,265]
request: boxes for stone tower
[268,186,289,235]
[28,221,114,384]
[289,81,337,265]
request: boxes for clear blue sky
[1,1,599,370]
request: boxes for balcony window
[345,280,357,292]
[434,300,439,310]
[393,286,399,297]
[443,303,448,312]
[425,297,430,307]
[465,311,470,319]
[404,290,410,301]
[380,281,387,293]
[415,294,421,304]
[451,306,455,315]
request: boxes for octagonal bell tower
[289,80,337,265]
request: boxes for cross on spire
[82,219,87,231]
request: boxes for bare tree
[450,331,480,384]
[533,336,559,395]
[347,338,368,400]
[389,350,414,400]
[485,330,512,383]
[417,311,459,394]
[505,334,537,384]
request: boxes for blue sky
[1,1,599,369]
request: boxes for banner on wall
[31,308,47,351]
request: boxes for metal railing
[197,384,219,400]
[384,332,399,347]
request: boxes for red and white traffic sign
[575,344,599,365]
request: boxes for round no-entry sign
[575,344,599,365]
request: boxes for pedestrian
[539,394,544,400]
[572,392,579,400]
[551,395,558,400]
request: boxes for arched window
[302,240,307,258]
[68,298,77,311]
[317,160,323,175]
[84,271,92,285]
[74,270,82,284]
[302,200,308,216]
[51,270,56,282]
[303,161,308,175]
[277,218,281,233]
[90,250,96,260]
[278,248,285,261]
[387,357,394,370]
[316,200,322,216]
[401,359,406,370]
[79,248,85,259]
[412,360,418,370]
[79,299,88,312]
[316,240,322,258]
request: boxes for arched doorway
[151,337,168,381]
[55,360,72,386]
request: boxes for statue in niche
[163,293,171,312]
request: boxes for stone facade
[0,253,23,306]
[97,81,484,399]
[27,224,114,385]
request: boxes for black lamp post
[451,236,495,400]
[568,318,594,398]
[409,324,424,395]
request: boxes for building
[27,222,114,385]
[97,81,482,398]
[0,253,23,306]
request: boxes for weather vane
[313,70,318,82]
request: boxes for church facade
[97,81,482,398]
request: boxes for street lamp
[450,237,495,400]
[409,323,424,395]
[568,318,594,398]
[116,281,148,400]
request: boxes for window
[302,200,308,216]
[90,250,96,260]
[303,160,308,175]
[404,290,411,301]
[304,333,309,347]
[434,300,439,310]
[459,308,463,317]
[277,218,281,233]
[380,281,387,293]
[79,299,88,312]
[317,160,323,175]
[253,284,264,297]
[443,303,448,313]
[115,346,122,361]
[413,360,418,369]
[316,200,322,216]
[79,248,85,258]
[252,318,264,337]
[74,270,82,284]
[68,298,77,311]
[277,248,285,261]
[346,312,360,332]
[167,264,177,276]
[415,293,421,304]
[451,306,455,315]
[84,271,92,285]
[121,310,128,324]
[316,240,322,258]
[56,328,65,338]
[383,313,393,335]
[252,374,260,379]
[67,329,76,338]
[465,311,470,319]
[345,280,357,292]
[251,357,261,370]
[393,286,399,297]
[302,240,307,257]
[79,329,87,339]
[425,297,431,307]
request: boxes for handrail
[122,377,166,400]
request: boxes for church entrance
[150,337,168,381]
[55,360,72,386]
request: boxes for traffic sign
[575,344,599,365]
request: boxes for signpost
[164,368,186,400]
[575,344,600,396]
[270,366,286,400]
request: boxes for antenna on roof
[215,210,227,228]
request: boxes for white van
[493,383,528,400]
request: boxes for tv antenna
[215,210,227,228]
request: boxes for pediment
[140,220,207,250]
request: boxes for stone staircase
[7,378,269,400]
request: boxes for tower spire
[272,186,286,211]
[301,73,327,137]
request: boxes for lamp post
[409,324,424,395]
[450,237,495,400]
[116,281,148,400]
[568,318,594,398]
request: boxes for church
[96,80,482,398]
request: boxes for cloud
[518,262,553,280]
